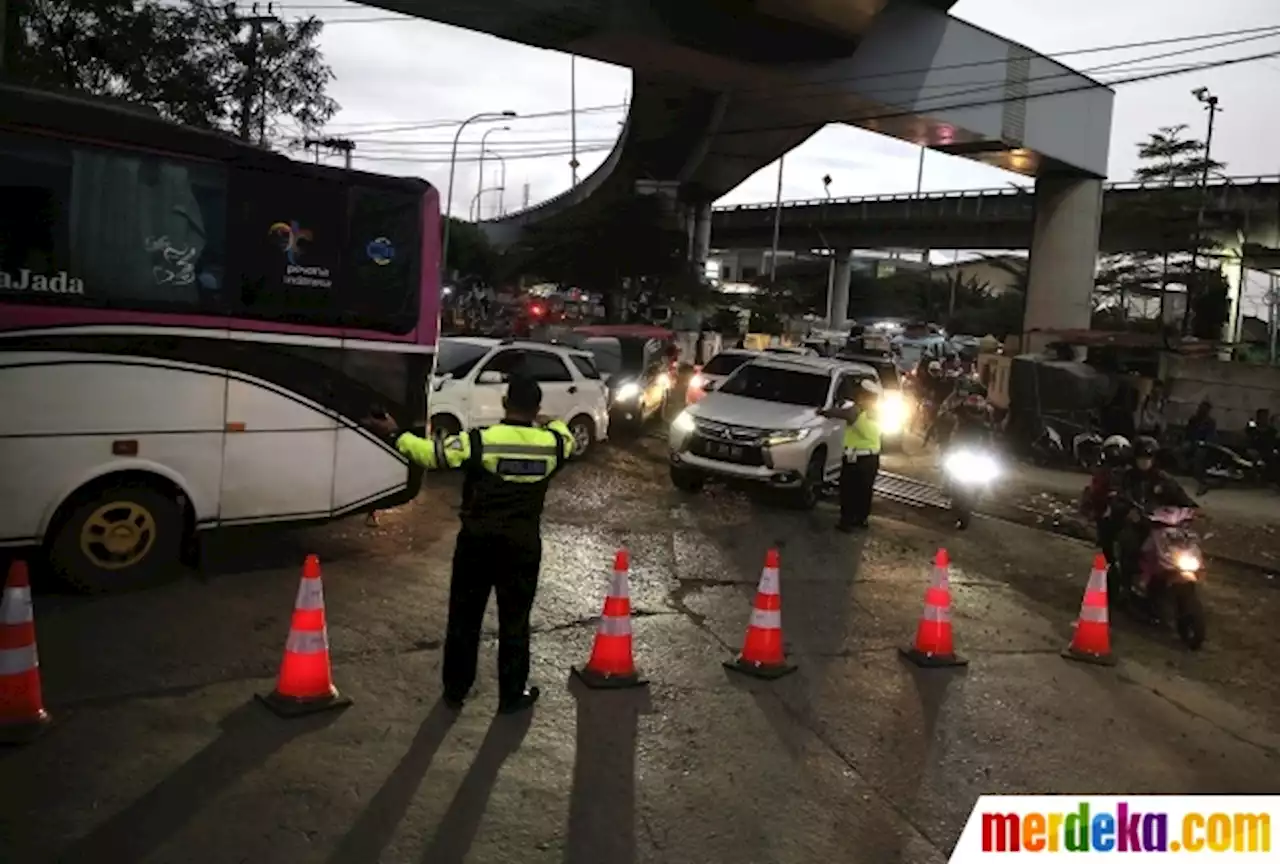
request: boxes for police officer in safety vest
[367,376,573,714]
[820,377,883,532]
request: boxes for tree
[1094,124,1227,337]
[444,218,499,284]
[6,1,338,144]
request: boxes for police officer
[367,376,574,714]
[821,377,883,532]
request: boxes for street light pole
[475,126,510,222]
[1187,87,1221,334]
[769,155,785,281]
[442,110,517,280]
[470,187,503,221]
[570,55,579,187]
[488,151,508,216]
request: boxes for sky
[284,0,1280,317]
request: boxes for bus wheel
[49,485,184,593]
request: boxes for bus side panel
[218,376,337,524]
[0,355,226,544]
[331,346,432,512]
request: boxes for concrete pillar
[1023,176,1104,353]
[830,250,853,327]
[692,202,712,268]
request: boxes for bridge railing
[711,174,1280,212]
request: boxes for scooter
[941,444,1002,529]
[1108,504,1207,650]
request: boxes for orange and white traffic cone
[900,548,968,668]
[0,560,50,744]
[1062,553,1116,666]
[573,548,647,689]
[257,555,352,717]
[724,548,797,679]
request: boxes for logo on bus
[0,268,85,295]
[366,237,395,266]
[268,220,313,265]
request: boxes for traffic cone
[0,561,50,744]
[572,548,647,688]
[257,555,352,717]
[724,548,797,679]
[900,548,968,668]
[1062,553,1116,666]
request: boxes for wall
[1161,355,1280,430]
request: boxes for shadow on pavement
[417,709,533,864]
[54,700,340,864]
[563,677,653,864]
[324,700,458,864]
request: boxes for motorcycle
[1031,414,1102,470]
[941,445,1002,529]
[1108,503,1207,650]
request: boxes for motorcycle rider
[1115,436,1197,599]
[1082,435,1132,564]
[920,360,954,444]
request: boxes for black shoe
[497,686,540,715]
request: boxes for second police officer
[820,376,884,532]
[368,375,573,715]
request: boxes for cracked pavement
[2,435,1278,863]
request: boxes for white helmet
[860,378,883,396]
[927,360,943,374]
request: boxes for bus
[0,84,441,592]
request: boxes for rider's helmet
[859,378,884,397]
[927,360,943,377]
[1133,435,1160,464]
[1101,434,1132,465]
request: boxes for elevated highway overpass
[711,175,1280,260]
[366,0,1116,345]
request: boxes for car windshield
[583,337,650,377]
[718,364,830,407]
[702,352,753,376]
[436,339,490,378]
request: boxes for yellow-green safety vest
[842,410,881,455]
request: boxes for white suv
[429,337,610,455]
[668,355,878,508]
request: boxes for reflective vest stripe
[597,614,632,636]
[749,608,782,629]
[482,443,560,457]
[0,643,38,676]
[295,579,325,611]
[286,629,330,654]
[0,587,33,625]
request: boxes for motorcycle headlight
[689,373,706,390]
[614,381,642,401]
[765,428,811,446]
[1176,552,1201,572]
[671,410,696,435]
[943,449,1001,484]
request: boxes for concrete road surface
[2,434,1278,864]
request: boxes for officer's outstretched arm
[545,419,575,457]
[394,431,472,470]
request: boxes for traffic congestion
[2,84,1278,863]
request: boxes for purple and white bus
[0,84,441,592]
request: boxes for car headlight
[878,392,911,434]
[671,410,696,434]
[765,428,811,446]
[614,381,642,401]
[1176,552,1201,572]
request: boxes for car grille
[690,418,766,466]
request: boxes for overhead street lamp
[1187,87,1222,334]
[442,110,517,280]
[476,125,510,222]
[486,150,508,216]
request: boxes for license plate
[706,441,742,459]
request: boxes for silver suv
[667,355,878,508]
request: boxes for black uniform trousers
[839,453,880,527]
[443,527,541,703]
